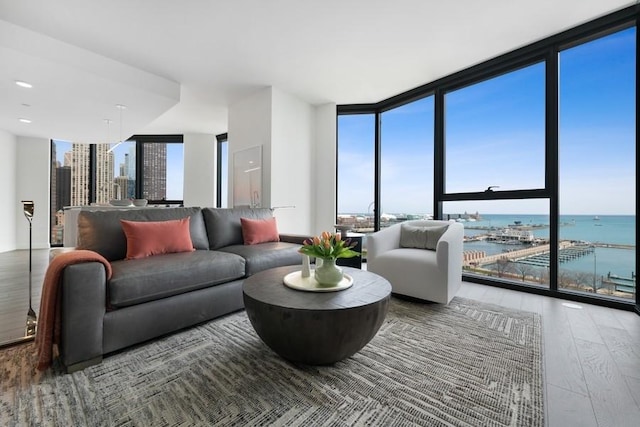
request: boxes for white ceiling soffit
[0,18,179,142]
[0,0,635,141]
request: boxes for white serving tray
[283,270,353,292]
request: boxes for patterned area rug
[0,297,543,426]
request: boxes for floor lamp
[21,200,37,337]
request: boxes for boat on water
[593,216,600,220]
[487,228,535,243]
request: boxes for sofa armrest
[279,233,311,245]
[60,262,107,372]
[367,225,401,263]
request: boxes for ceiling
[0,0,634,143]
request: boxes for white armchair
[366,220,464,304]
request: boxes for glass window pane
[337,114,375,233]
[220,140,228,208]
[445,63,546,193]
[50,140,71,245]
[70,143,91,206]
[444,199,550,288]
[49,140,89,245]
[380,96,434,228]
[142,141,184,202]
[112,140,136,200]
[559,27,636,300]
[166,144,184,200]
[95,144,115,204]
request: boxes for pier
[463,241,596,268]
[602,273,636,294]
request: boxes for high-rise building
[63,151,72,167]
[95,144,115,203]
[51,209,65,245]
[114,176,135,200]
[143,143,167,200]
[71,144,90,206]
[126,146,136,180]
[55,166,71,212]
[50,142,58,243]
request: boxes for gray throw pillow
[399,224,449,251]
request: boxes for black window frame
[49,134,186,246]
[216,133,228,208]
[130,134,184,206]
[337,5,639,313]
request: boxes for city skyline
[53,140,184,201]
[50,140,178,244]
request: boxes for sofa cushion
[202,207,274,250]
[400,223,449,251]
[121,218,195,259]
[219,242,302,276]
[241,217,280,245]
[77,207,208,261]
[108,250,245,308]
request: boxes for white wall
[313,103,337,235]
[16,136,50,249]
[183,133,216,207]
[0,129,17,252]
[270,88,314,233]
[228,88,273,208]
[228,87,338,236]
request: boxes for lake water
[462,214,635,277]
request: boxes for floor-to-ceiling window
[444,63,546,193]
[110,140,137,200]
[443,62,549,287]
[337,7,637,310]
[558,27,636,301]
[217,133,229,208]
[50,135,184,246]
[444,200,550,287]
[380,97,434,228]
[49,140,89,245]
[337,113,375,233]
[134,135,184,204]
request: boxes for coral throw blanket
[35,249,112,371]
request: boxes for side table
[336,232,364,269]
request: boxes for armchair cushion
[400,223,449,250]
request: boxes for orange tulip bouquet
[299,231,360,260]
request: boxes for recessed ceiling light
[18,118,32,123]
[15,80,33,88]
[21,103,31,107]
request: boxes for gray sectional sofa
[60,207,304,372]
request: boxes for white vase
[314,258,344,286]
[301,255,311,278]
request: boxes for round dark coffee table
[243,265,391,365]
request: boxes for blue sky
[338,27,636,216]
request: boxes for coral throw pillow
[240,217,280,245]
[120,217,195,260]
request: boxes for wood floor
[1,249,639,426]
[0,249,47,346]
[457,281,640,427]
